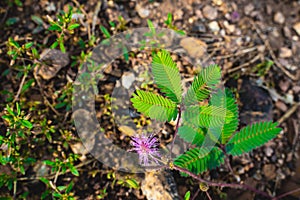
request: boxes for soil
[0,0,300,200]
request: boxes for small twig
[53,166,61,184]
[273,187,300,200]
[170,107,182,158]
[173,165,273,199]
[277,102,300,124]
[214,46,257,60]
[33,71,61,116]
[191,188,200,200]
[72,0,92,40]
[92,1,102,37]
[13,73,27,102]
[250,20,298,81]
[227,54,260,74]
[205,191,212,200]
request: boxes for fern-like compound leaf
[177,124,205,146]
[182,105,233,128]
[152,50,183,103]
[210,89,239,144]
[225,121,282,156]
[184,65,221,106]
[131,90,178,122]
[174,147,224,175]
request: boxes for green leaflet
[152,50,183,103]
[182,105,233,128]
[210,89,239,144]
[225,121,282,156]
[184,65,221,106]
[130,90,178,122]
[174,147,224,175]
[177,124,205,146]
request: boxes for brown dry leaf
[35,49,70,80]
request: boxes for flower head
[130,133,160,166]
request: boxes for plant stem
[170,107,181,158]
[273,188,300,200]
[173,165,273,199]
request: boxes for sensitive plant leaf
[210,89,239,144]
[177,125,205,146]
[131,90,178,122]
[174,147,224,175]
[225,121,282,156]
[182,105,233,129]
[184,65,221,106]
[152,50,183,103]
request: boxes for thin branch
[170,106,182,158]
[273,188,300,200]
[173,165,273,199]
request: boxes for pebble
[136,4,150,18]
[121,72,135,89]
[279,47,293,58]
[244,3,254,15]
[223,20,235,33]
[202,5,218,20]
[283,26,292,38]
[208,21,220,32]
[191,22,206,32]
[293,22,300,36]
[179,37,208,58]
[274,12,285,24]
[262,164,276,180]
[264,147,274,157]
[279,80,290,92]
[275,100,288,112]
[212,0,223,6]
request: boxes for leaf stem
[170,106,181,158]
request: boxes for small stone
[292,85,300,93]
[136,4,150,18]
[191,22,206,33]
[279,80,290,92]
[202,5,218,20]
[274,12,285,24]
[275,101,288,112]
[283,26,292,38]
[264,147,274,157]
[244,3,254,15]
[223,20,235,33]
[293,22,300,36]
[279,47,292,58]
[121,72,135,89]
[131,17,141,24]
[262,164,276,180]
[266,5,272,15]
[212,0,223,6]
[180,37,208,58]
[34,49,70,80]
[208,21,220,32]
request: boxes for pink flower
[130,133,161,166]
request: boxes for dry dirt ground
[0,0,300,199]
